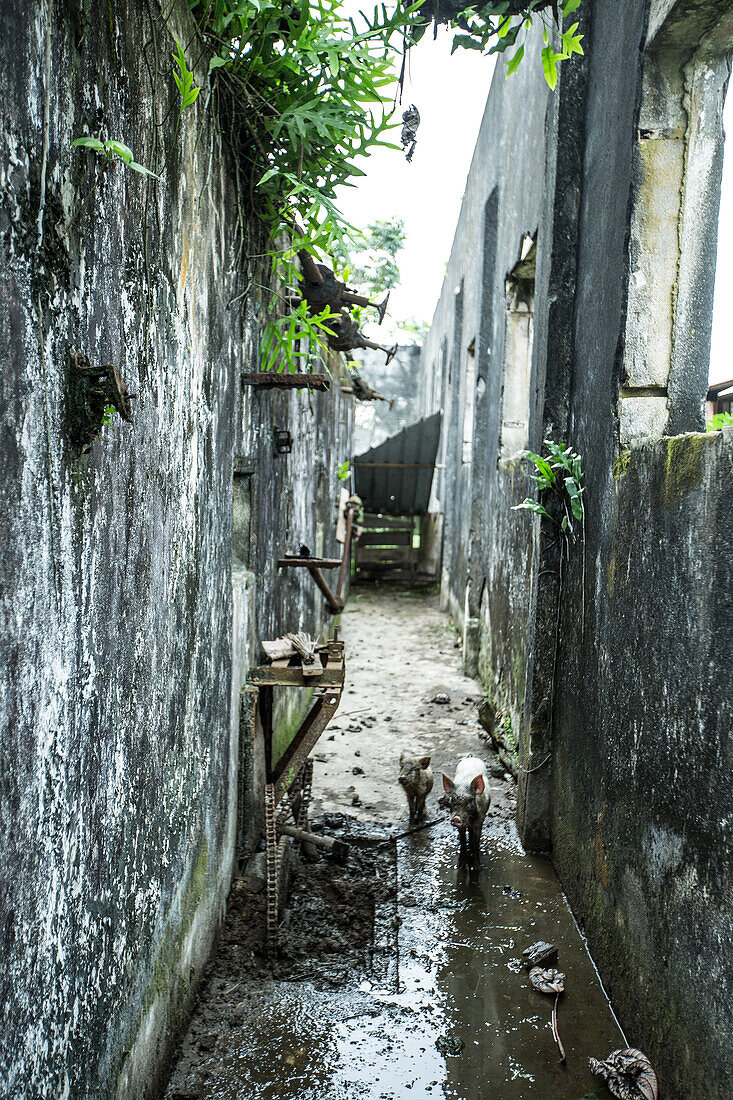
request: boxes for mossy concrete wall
[552,430,733,1100]
[419,0,733,1094]
[0,2,351,1097]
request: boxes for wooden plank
[363,514,414,530]
[357,530,413,548]
[248,666,343,687]
[356,546,412,563]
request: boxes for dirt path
[312,587,515,825]
[164,588,625,1100]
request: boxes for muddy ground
[164,588,625,1100]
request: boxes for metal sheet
[353,412,442,515]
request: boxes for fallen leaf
[529,966,566,994]
[589,1047,658,1100]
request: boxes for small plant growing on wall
[514,439,587,634]
[58,138,159,238]
[70,137,159,178]
[513,440,584,547]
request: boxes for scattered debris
[522,941,558,969]
[589,1048,659,1100]
[529,967,565,995]
[436,1035,464,1057]
[529,967,566,1063]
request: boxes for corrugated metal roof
[353,412,441,515]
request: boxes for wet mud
[165,589,625,1099]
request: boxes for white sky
[336,29,493,339]
[337,32,731,385]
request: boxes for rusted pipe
[306,563,344,614]
[278,824,349,860]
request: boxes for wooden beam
[247,666,343,687]
[278,557,342,569]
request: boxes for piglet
[441,756,490,870]
[398,751,434,825]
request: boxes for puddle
[167,819,623,1099]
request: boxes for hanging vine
[181,0,585,370]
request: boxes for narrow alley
[4,1,732,1096]
[165,590,624,1099]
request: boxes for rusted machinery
[246,634,346,950]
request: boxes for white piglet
[441,756,490,871]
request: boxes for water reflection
[397,819,623,1099]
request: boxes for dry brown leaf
[589,1047,658,1100]
[529,966,566,995]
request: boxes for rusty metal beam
[336,503,357,601]
[271,687,343,803]
[242,372,330,391]
[306,564,344,614]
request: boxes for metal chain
[297,758,314,830]
[264,782,278,951]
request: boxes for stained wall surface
[419,2,733,1096]
[0,2,351,1097]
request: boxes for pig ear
[442,773,454,794]
[471,774,486,794]
[420,756,431,769]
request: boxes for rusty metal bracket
[277,500,360,615]
[293,257,390,324]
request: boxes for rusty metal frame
[242,372,331,391]
[248,637,345,951]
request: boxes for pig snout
[450,815,463,829]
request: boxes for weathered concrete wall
[419,26,550,661]
[419,0,733,1094]
[549,2,733,1094]
[552,431,733,1100]
[0,2,351,1097]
